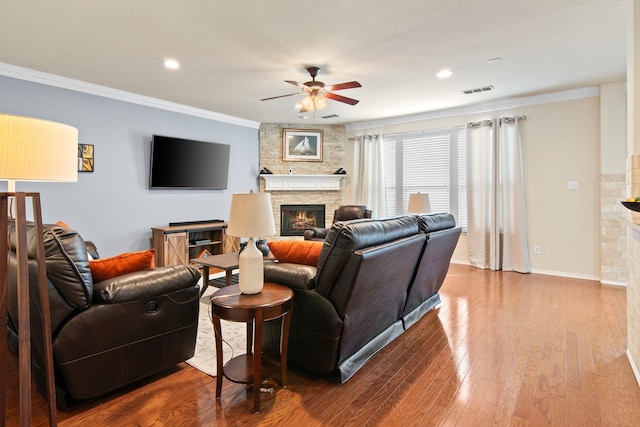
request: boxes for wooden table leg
[199,266,210,297]
[213,314,223,400]
[253,308,263,413]
[225,269,233,288]
[246,319,253,355]
[280,308,292,388]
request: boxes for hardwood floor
[5,264,640,426]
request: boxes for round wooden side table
[211,282,293,413]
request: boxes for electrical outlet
[533,245,541,255]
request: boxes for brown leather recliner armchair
[6,221,201,409]
[303,205,372,241]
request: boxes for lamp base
[238,237,264,294]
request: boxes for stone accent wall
[601,173,628,285]
[259,123,346,239]
[628,154,640,383]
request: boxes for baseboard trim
[626,349,640,387]
[600,279,627,287]
[450,261,601,283]
[529,268,600,282]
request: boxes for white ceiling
[0,0,629,126]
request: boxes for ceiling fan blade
[285,80,306,88]
[260,93,299,101]
[326,81,361,91]
[299,106,310,113]
[325,92,360,105]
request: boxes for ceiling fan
[260,66,361,113]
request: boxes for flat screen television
[149,135,230,189]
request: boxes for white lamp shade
[408,193,431,214]
[227,191,276,238]
[0,114,78,183]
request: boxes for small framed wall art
[283,129,323,162]
[78,143,94,172]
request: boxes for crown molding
[0,62,261,129]
[345,86,601,132]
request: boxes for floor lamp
[0,114,78,426]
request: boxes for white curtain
[466,117,530,273]
[345,134,387,218]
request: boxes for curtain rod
[467,115,527,128]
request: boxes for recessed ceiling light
[164,59,180,70]
[436,69,453,79]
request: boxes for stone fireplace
[280,204,325,236]
[259,123,347,239]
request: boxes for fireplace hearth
[280,204,325,236]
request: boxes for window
[383,127,467,229]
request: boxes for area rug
[185,284,247,377]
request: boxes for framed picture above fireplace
[283,129,323,162]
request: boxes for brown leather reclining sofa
[5,221,201,409]
[262,213,461,383]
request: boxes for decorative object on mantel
[78,143,94,172]
[282,129,323,162]
[621,201,640,212]
[333,168,346,175]
[0,113,78,426]
[227,191,276,294]
[261,174,345,191]
[259,167,273,174]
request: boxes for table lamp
[0,113,78,426]
[407,192,431,214]
[227,191,276,294]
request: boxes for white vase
[238,237,264,294]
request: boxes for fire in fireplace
[280,204,326,236]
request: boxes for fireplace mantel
[261,174,345,191]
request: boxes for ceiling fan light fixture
[300,95,328,111]
[300,95,314,111]
[314,95,327,110]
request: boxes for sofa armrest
[264,262,316,290]
[93,265,201,304]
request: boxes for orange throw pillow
[268,240,323,266]
[89,249,156,282]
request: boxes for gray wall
[0,76,259,256]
